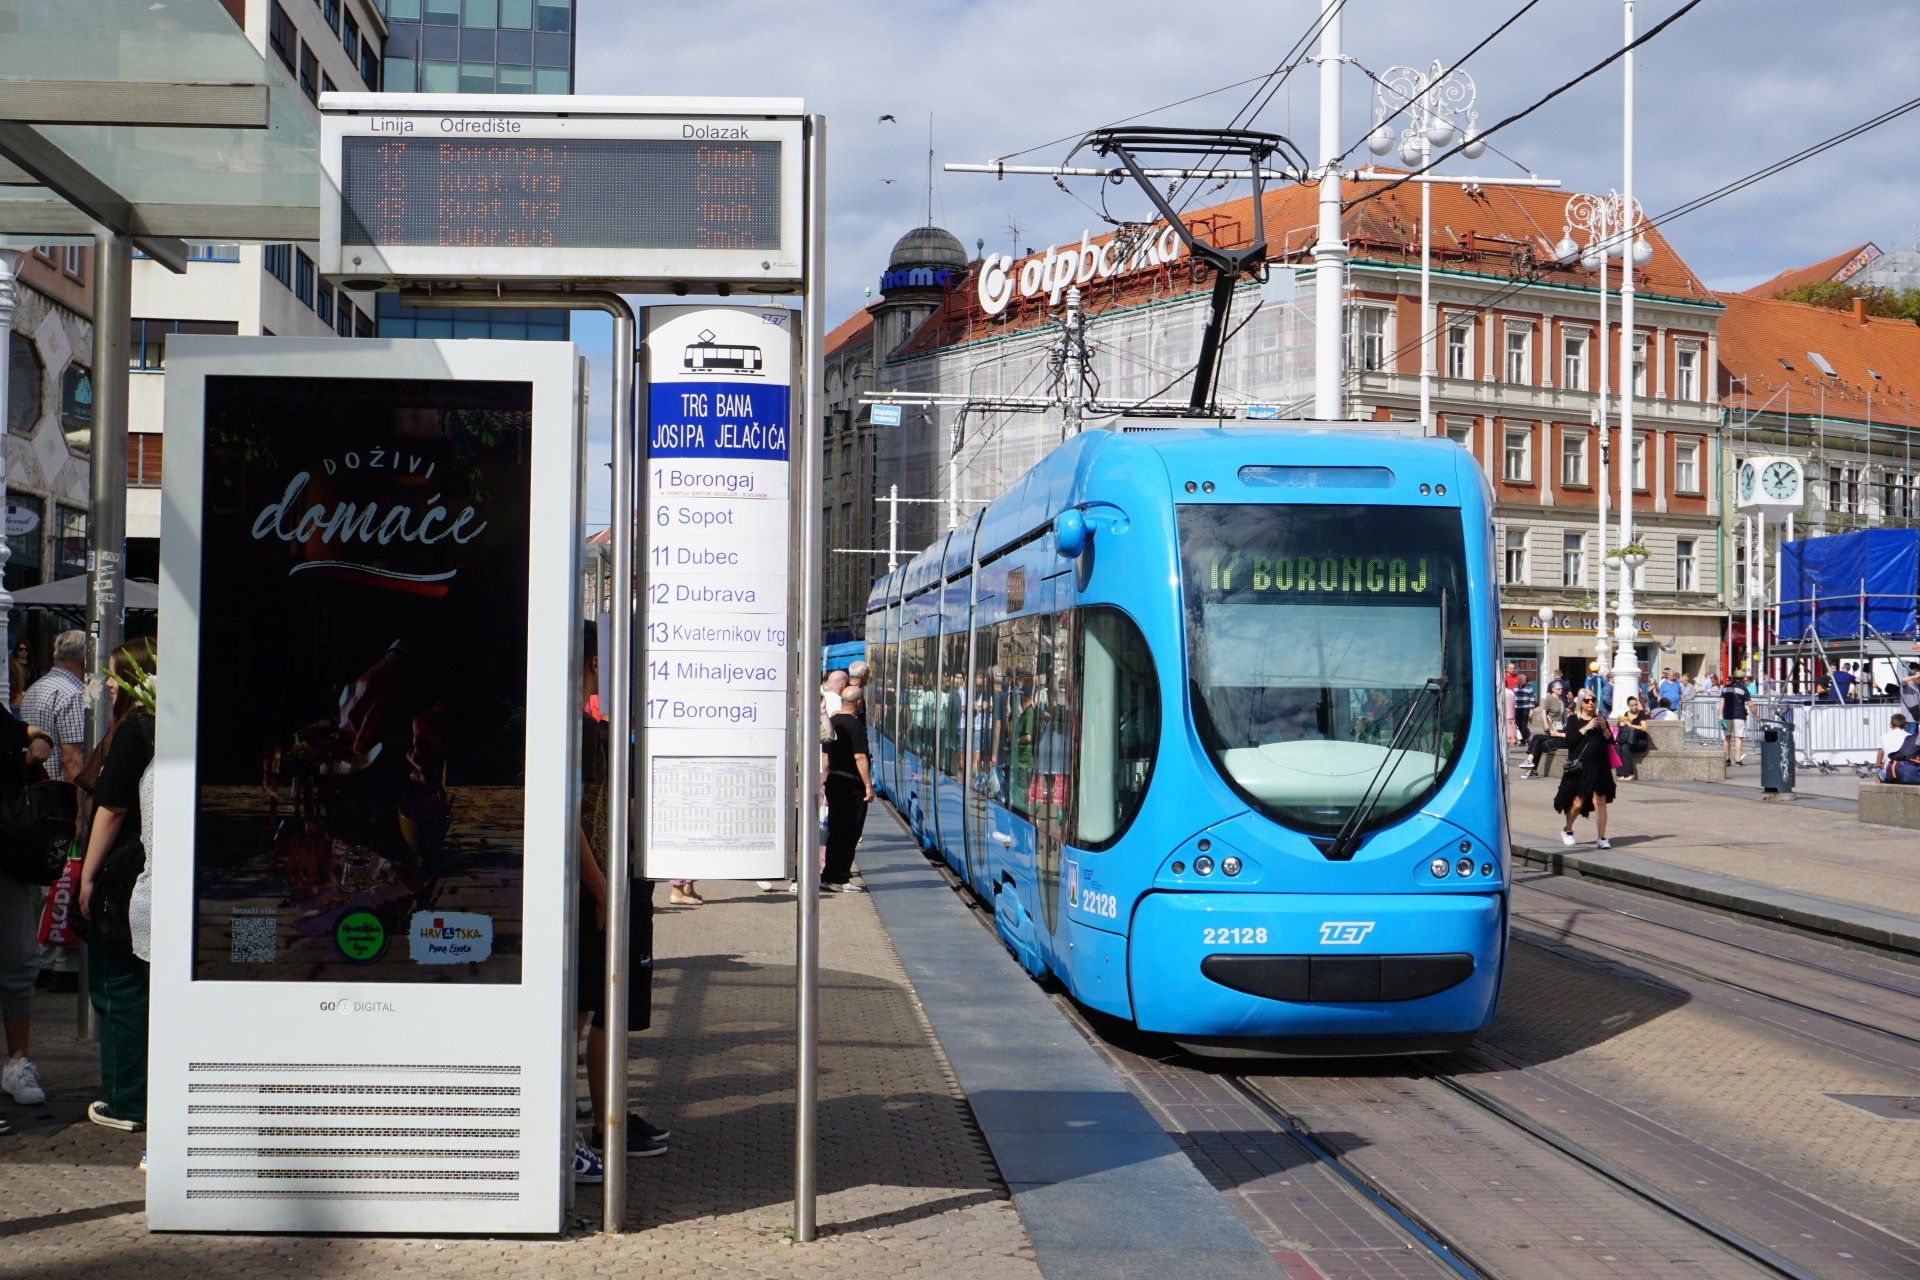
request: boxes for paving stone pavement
[1507,771,1920,920]
[0,880,1040,1280]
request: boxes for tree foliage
[1777,280,1920,323]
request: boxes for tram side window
[903,635,932,757]
[1074,608,1160,848]
[936,632,967,776]
[1038,611,1076,835]
[971,623,1002,797]
[1003,615,1039,817]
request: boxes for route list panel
[642,305,793,880]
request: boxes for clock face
[1739,463,1756,501]
[1762,461,1799,499]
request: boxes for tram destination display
[339,137,783,250]
[320,96,806,288]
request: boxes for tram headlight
[1456,856,1474,877]
[1194,856,1214,876]
[1480,863,1494,878]
[1429,858,1450,878]
[1221,856,1242,877]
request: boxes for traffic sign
[871,402,903,427]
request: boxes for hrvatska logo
[1318,921,1375,946]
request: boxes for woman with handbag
[1552,688,1619,849]
[1,709,60,1119]
[76,638,157,1134]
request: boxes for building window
[294,250,316,307]
[1443,415,1471,448]
[1560,429,1588,487]
[1883,472,1917,521]
[535,0,570,31]
[268,1,297,70]
[342,10,360,59]
[1561,331,1587,390]
[1562,532,1585,588]
[1674,439,1700,494]
[1503,424,1531,483]
[1631,435,1647,490]
[128,319,241,371]
[60,364,92,445]
[127,432,164,488]
[61,245,84,279]
[336,299,355,337]
[1349,307,1386,372]
[360,46,381,88]
[6,494,43,586]
[53,506,87,580]
[465,0,497,23]
[1676,538,1697,592]
[421,59,458,91]
[1445,317,1471,379]
[1504,529,1528,585]
[188,243,240,262]
[460,61,496,92]
[323,0,341,32]
[1675,344,1699,401]
[500,0,532,25]
[355,307,375,338]
[1504,325,1531,385]
[1632,335,1648,396]
[7,333,42,435]
[317,282,335,327]
[425,0,460,21]
[300,42,320,102]
[264,242,293,287]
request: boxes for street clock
[1736,456,1804,511]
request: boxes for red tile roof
[883,172,1714,360]
[1717,293,1920,430]
[824,306,876,358]
[1735,244,1879,299]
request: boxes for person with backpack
[1720,672,1753,766]
[76,638,157,1135]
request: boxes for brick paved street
[0,880,1039,1280]
[1507,774,1920,920]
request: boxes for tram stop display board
[149,338,583,1234]
[642,305,795,882]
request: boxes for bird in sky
[878,114,897,123]
[878,178,898,185]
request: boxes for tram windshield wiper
[1323,676,1447,862]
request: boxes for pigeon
[878,114,897,123]
[878,179,897,185]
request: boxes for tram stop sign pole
[316,93,826,1238]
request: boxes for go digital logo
[318,996,397,1016]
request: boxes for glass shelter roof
[0,0,323,261]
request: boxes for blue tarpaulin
[1778,529,1920,640]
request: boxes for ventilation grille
[181,1061,527,1202]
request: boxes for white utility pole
[1062,286,1087,439]
[888,483,899,570]
[1312,0,1345,419]
[1610,0,1643,715]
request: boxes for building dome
[888,225,968,272]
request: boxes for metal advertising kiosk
[147,94,827,1237]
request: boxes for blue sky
[568,0,1920,524]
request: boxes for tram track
[1509,880,1920,1055]
[895,815,1912,1278]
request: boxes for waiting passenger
[1876,713,1916,783]
[1649,698,1678,721]
[1519,691,1565,778]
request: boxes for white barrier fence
[1680,693,1900,765]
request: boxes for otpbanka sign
[977,224,1185,316]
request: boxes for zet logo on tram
[1319,921,1376,946]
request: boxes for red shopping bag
[38,853,83,948]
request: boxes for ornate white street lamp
[1556,189,1651,706]
[1368,63,1485,432]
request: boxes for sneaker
[575,1095,593,1122]
[571,1135,604,1184]
[3,1056,46,1106]
[634,1114,671,1143]
[137,1149,148,1173]
[1596,838,1612,850]
[596,1120,669,1159]
[87,1101,143,1132]
[823,882,866,894]
[0,1115,11,1136]
[1560,828,1576,847]
[756,880,776,891]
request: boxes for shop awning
[0,0,323,270]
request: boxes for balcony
[1352,371,1722,427]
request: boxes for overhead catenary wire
[1345,0,1709,212]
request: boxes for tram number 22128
[1201,926,1270,946]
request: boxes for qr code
[231,916,277,964]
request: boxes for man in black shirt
[822,686,874,892]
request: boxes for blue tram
[862,424,1509,1054]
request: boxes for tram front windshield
[1180,504,1471,837]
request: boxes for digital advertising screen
[191,376,533,984]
